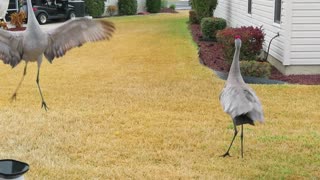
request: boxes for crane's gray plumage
[0,0,115,110]
[219,37,264,158]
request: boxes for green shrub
[169,4,176,10]
[201,17,227,40]
[84,0,105,17]
[216,26,265,64]
[191,0,217,21]
[189,10,199,24]
[240,61,271,78]
[118,0,137,15]
[214,17,227,31]
[146,0,161,13]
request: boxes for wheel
[37,13,47,24]
[68,11,76,20]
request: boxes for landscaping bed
[160,8,178,13]
[190,24,320,85]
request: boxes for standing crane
[219,36,264,158]
[0,0,115,110]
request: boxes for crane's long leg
[241,124,244,158]
[11,62,28,101]
[36,58,48,111]
[221,120,238,157]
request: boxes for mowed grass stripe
[0,11,319,179]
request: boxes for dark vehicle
[31,0,76,24]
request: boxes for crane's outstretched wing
[44,18,115,62]
[0,29,24,67]
[219,85,264,122]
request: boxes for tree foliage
[146,0,161,13]
[84,0,105,17]
[118,0,138,15]
[191,0,217,21]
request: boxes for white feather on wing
[44,18,115,62]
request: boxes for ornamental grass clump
[240,61,271,78]
[169,4,176,10]
[0,21,8,30]
[216,26,265,64]
[107,5,117,16]
[10,11,26,28]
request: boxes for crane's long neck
[26,0,40,28]
[227,47,245,84]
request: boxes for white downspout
[282,0,293,66]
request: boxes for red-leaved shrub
[216,26,265,64]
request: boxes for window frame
[248,0,252,14]
[274,0,282,24]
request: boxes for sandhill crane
[0,0,115,110]
[219,36,264,158]
[0,0,9,22]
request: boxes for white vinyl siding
[214,0,320,66]
[290,0,320,65]
[214,0,286,64]
[103,0,146,16]
[137,0,146,13]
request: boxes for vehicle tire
[37,13,47,24]
[68,11,76,20]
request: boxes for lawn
[0,11,319,179]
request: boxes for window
[248,0,252,14]
[274,0,282,23]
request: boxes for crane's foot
[220,152,231,158]
[41,101,49,111]
[10,93,17,102]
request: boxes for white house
[214,0,320,75]
[103,0,146,16]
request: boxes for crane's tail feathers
[234,115,255,126]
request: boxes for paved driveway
[174,0,191,10]
[39,22,64,31]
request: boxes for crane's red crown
[235,35,241,39]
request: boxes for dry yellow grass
[0,11,319,179]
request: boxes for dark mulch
[138,9,178,15]
[160,8,178,13]
[8,27,26,31]
[137,12,151,15]
[190,24,320,85]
